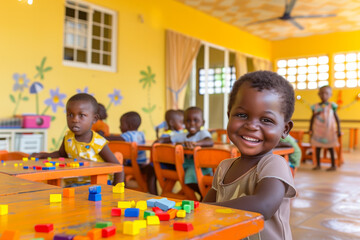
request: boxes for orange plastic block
[167,209,178,219]
[73,236,90,240]
[63,188,75,198]
[0,230,20,240]
[87,228,102,240]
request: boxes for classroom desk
[0,173,60,196]
[0,185,264,239]
[0,158,122,187]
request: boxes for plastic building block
[131,200,136,208]
[53,234,75,240]
[23,166,29,169]
[89,186,101,194]
[194,201,200,208]
[35,166,42,170]
[22,157,28,161]
[47,157,52,160]
[134,220,147,229]
[146,216,160,225]
[14,163,18,167]
[135,201,147,210]
[95,222,113,229]
[34,224,53,233]
[123,221,139,236]
[79,162,84,166]
[101,226,116,238]
[152,207,163,214]
[111,208,121,216]
[167,209,178,219]
[156,212,170,221]
[73,237,90,240]
[58,157,65,161]
[173,206,182,210]
[112,183,124,193]
[55,163,59,166]
[183,204,191,213]
[124,208,140,217]
[146,199,157,207]
[182,200,194,210]
[154,198,175,211]
[59,164,66,167]
[30,157,36,160]
[88,193,101,201]
[175,202,182,207]
[173,222,194,232]
[118,201,131,208]
[63,188,75,198]
[31,238,45,240]
[45,162,53,167]
[50,194,62,203]
[143,210,155,219]
[87,228,102,240]
[0,230,20,240]
[176,210,186,218]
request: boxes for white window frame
[63,0,117,72]
[333,52,360,88]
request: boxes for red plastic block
[35,166,42,170]
[102,226,116,238]
[156,212,170,221]
[111,208,121,216]
[152,207,163,214]
[0,230,20,240]
[83,161,90,166]
[173,222,194,232]
[194,201,200,208]
[34,223,54,233]
[59,164,66,167]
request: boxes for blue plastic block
[89,185,101,194]
[23,166,29,169]
[154,198,175,211]
[73,158,77,161]
[124,208,140,217]
[1,160,3,163]
[146,199,157,208]
[49,166,56,170]
[107,180,112,185]
[88,193,102,201]
[50,161,56,165]
[79,162,84,166]
[53,234,75,240]
[35,158,39,161]
[42,167,50,170]
[33,166,37,169]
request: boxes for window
[277,56,329,90]
[198,67,236,95]
[334,52,360,88]
[63,0,117,71]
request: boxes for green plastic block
[173,206,182,210]
[143,210,155,219]
[183,204,191,213]
[182,200,194,210]
[95,221,113,228]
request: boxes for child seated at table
[159,109,184,138]
[30,93,123,185]
[92,103,110,137]
[158,106,213,195]
[111,111,157,195]
[203,71,297,240]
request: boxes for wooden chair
[0,150,29,161]
[312,135,344,167]
[290,130,312,162]
[108,141,148,193]
[209,128,230,144]
[152,143,197,200]
[193,146,238,199]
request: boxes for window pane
[346,79,357,88]
[93,10,101,23]
[64,48,74,60]
[334,54,345,63]
[287,68,297,75]
[298,67,307,74]
[297,58,307,66]
[318,65,329,73]
[77,36,87,48]
[308,66,317,74]
[65,33,75,46]
[319,73,329,80]
[308,74,317,81]
[287,75,296,82]
[78,10,87,20]
[277,68,286,76]
[92,25,101,37]
[297,75,306,82]
[308,57,317,65]
[103,41,111,52]
[346,62,357,71]
[334,64,345,72]
[297,82,306,89]
[318,56,329,64]
[66,7,75,18]
[334,72,345,79]
[277,60,287,68]
[65,20,75,31]
[318,81,328,87]
[334,80,345,88]
[77,23,87,34]
[308,82,317,89]
[104,28,112,39]
[76,50,86,62]
[104,14,112,26]
[346,53,357,62]
[346,71,357,79]
[103,54,111,66]
[91,52,100,64]
[288,59,297,67]
[92,38,100,50]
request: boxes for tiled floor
[291,150,360,239]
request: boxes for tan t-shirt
[212,154,297,240]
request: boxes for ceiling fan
[246,0,336,30]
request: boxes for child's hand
[183,141,196,149]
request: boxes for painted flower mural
[107,89,123,110]
[29,82,44,115]
[10,73,30,115]
[76,87,94,96]
[139,66,156,128]
[43,88,67,114]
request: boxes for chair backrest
[152,143,197,200]
[210,129,230,144]
[290,130,304,145]
[193,146,237,198]
[108,141,148,192]
[0,150,29,161]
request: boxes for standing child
[92,103,110,137]
[30,93,123,185]
[159,107,213,194]
[203,71,296,240]
[159,109,184,138]
[309,85,341,171]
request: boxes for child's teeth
[243,136,259,142]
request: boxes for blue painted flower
[44,88,67,113]
[108,89,123,105]
[29,82,44,94]
[13,73,30,91]
[76,87,94,96]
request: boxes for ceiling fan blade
[292,14,336,19]
[289,19,304,30]
[285,0,297,15]
[246,17,280,26]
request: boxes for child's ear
[93,113,99,124]
[281,120,294,139]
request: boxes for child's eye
[235,113,247,119]
[261,118,274,124]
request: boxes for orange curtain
[166,30,201,110]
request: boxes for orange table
[0,158,122,187]
[0,185,264,239]
[0,173,60,196]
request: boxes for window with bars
[334,53,360,88]
[63,0,117,71]
[198,67,236,95]
[277,56,329,90]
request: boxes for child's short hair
[228,71,295,122]
[165,110,177,124]
[97,103,107,120]
[121,111,141,130]
[319,85,332,91]
[185,106,203,119]
[67,93,98,114]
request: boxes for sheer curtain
[166,30,201,110]
[253,57,273,71]
[235,52,248,79]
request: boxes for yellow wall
[0,0,271,150]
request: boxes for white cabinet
[0,129,47,154]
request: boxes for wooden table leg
[355,128,358,149]
[91,174,108,185]
[47,179,61,186]
[349,129,354,152]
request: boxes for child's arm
[155,136,172,144]
[105,135,125,141]
[99,144,124,185]
[334,111,341,137]
[308,110,315,135]
[184,137,214,148]
[30,140,67,159]
[203,188,217,202]
[206,178,287,220]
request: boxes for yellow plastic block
[118,182,125,187]
[3,163,6,166]
[131,200,136,208]
[176,210,186,218]
[112,183,125,193]
[63,188,75,198]
[146,216,160,225]
[19,163,22,166]
[134,220,147,229]
[0,205,8,215]
[175,202,182,207]
[45,162,53,167]
[87,228,102,240]
[55,163,60,166]
[50,194,62,203]
[0,230,20,240]
[123,221,140,235]
[22,157,28,161]
[135,201,147,210]
[118,201,131,208]
[14,163,18,167]
[30,157,35,160]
